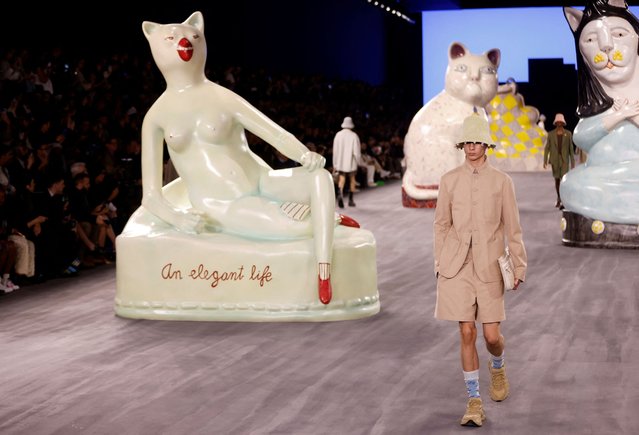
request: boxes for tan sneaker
[488,362,510,401]
[460,397,486,427]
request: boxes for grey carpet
[1,171,638,435]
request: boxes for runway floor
[1,171,638,435]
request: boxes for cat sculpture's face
[578,15,638,87]
[444,42,501,108]
[142,11,206,78]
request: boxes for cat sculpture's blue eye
[454,64,468,72]
[479,66,496,75]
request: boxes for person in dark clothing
[0,184,19,292]
[32,172,79,278]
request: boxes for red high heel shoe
[318,276,332,304]
[338,214,360,228]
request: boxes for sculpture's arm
[229,91,325,171]
[140,115,204,233]
[611,99,639,129]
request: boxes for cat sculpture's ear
[141,12,204,40]
[564,6,583,33]
[142,20,159,39]
[448,42,468,60]
[184,11,204,32]
[486,48,501,69]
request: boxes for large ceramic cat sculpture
[114,11,380,321]
[559,0,639,248]
[402,42,500,207]
[561,1,639,225]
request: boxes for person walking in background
[433,113,527,427]
[332,116,361,208]
[543,113,575,210]
[537,113,546,130]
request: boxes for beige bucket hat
[553,113,566,125]
[455,113,496,149]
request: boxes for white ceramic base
[115,207,379,322]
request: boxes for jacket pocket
[439,231,468,278]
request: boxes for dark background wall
[521,58,579,133]
[1,0,580,128]
[0,0,421,91]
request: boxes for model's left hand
[300,151,326,172]
[512,279,522,291]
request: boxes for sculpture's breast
[163,105,234,152]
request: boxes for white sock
[491,351,505,369]
[463,370,480,398]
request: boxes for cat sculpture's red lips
[177,38,193,62]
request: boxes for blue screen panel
[421,6,639,104]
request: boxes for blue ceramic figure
[562,0,639,224]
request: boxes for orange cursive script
[161,263,273,288]
[161,263,182,280]
[189,264,245,288]
[249,265,272,287]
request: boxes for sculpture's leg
[311,169,336,304]
[259,167,336,304]
[318,262,332,304]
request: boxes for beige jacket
[433,158,527,283]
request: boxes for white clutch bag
[498,247,515,291]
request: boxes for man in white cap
[433,113,527,427]
[332,116,361,208]
[543,113,575,209]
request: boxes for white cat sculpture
[114,11,380,321]
[402,42,500,207]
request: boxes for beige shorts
[435,249,505,323]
